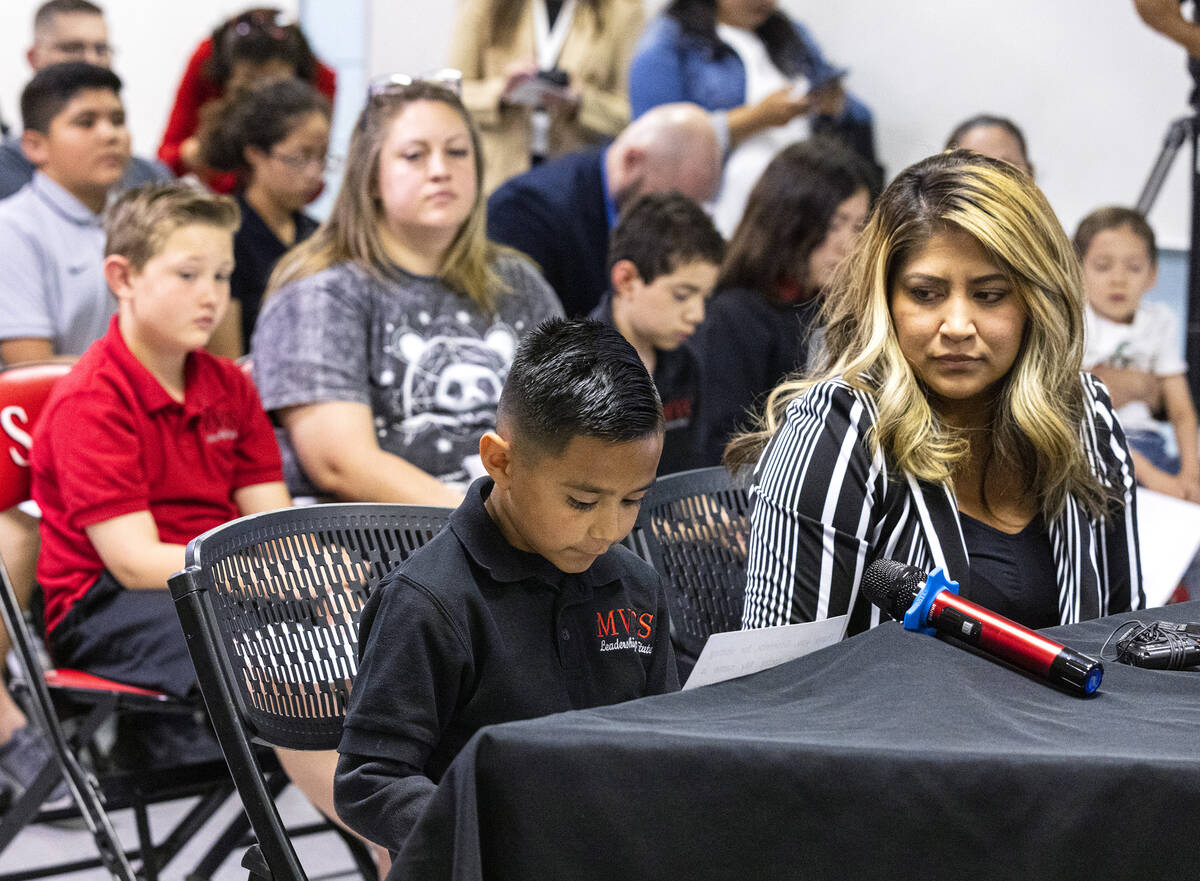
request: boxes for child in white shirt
[1077,206,1200,501]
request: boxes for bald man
[487,103,722,317]
[0,0,169,199]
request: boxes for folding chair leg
[185,772,286,881]
[0,695,139,881]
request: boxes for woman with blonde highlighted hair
[735,150,1143,636]
[252,79,561,506]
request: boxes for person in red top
[157,7,336,193]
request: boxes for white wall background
[0,1,299,166]
[371,0,1196,248]
[0,1,1193,246]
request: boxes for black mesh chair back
[169,503,453,881]
[632,467,752,677]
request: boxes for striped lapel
[904,472,971,592]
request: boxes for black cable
[1103,620,1200,669]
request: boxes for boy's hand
[1139,465,1197,502]
[1090,365,1162,411]
[1178,464,1200,503]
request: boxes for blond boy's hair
[105,181,240,270]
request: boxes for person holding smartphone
[448,0,645,195]
[629,0,881,234]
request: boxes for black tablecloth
[390,602,1200,881]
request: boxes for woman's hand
[727,86,810,148]
[500,61,539,104]
[750,86,811,128]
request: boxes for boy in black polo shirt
[588,191,724,474]
[335,318,679,855]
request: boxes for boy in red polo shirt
[30,181,288,755]
[30,183,386,871]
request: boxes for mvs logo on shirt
[595,607,656,654]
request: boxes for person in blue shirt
[629,0,881,230]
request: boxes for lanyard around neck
[533,0,577,71]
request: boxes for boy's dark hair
[206,8,318,86]
[499,318,664,457]
[21,61,121,133]
[1074,206,1157,266]
[34,0,104,31]
[200,78,331,173]
[608,191,724,284]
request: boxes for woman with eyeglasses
[158,7,336,193]
[448,0,645,194]
[250,79,562,507]
[198,78,331,356]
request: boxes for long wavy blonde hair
[267,81,505,310]
[726,150,1111,520]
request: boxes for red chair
[0,363,248,881]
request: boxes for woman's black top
[689,286,822,466]
[959,512,1060,629]
[231,194,319,350]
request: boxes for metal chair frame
[0,363,281,881]
[169,502,454,881]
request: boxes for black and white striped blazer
[742,374,1144,635]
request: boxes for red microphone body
[861,559,1103,695]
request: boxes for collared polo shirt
[336,476,678,852]
[0,172,113,357]
[31,316,283,635]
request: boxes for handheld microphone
[861,559,1103,695]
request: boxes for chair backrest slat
[174,503,453,750]
[633,467,751,674]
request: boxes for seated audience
[734,151,1143,636]
[487,102,722,316]
[944,113,1033,177]
[333,317,678,855]
[199,78,330,356]
[589,191,724,474]
[449,0,645,194]
[158,7,336,193]
[691,138,872,465]
[1077,206,1200,501]
[0,0,169,200]
[29,181,382,868]
[0,62,130,366]
[252,80,561,506]
[629,0,880,234]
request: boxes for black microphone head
[861,558,927,619]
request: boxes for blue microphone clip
[902,568,959,635]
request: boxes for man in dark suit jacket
[487,103,722,317]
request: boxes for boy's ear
[103,254,137,302]
[244,144,268,170]
[610,259,642,299]
[20,129,49,168]
[478,430,514,488]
